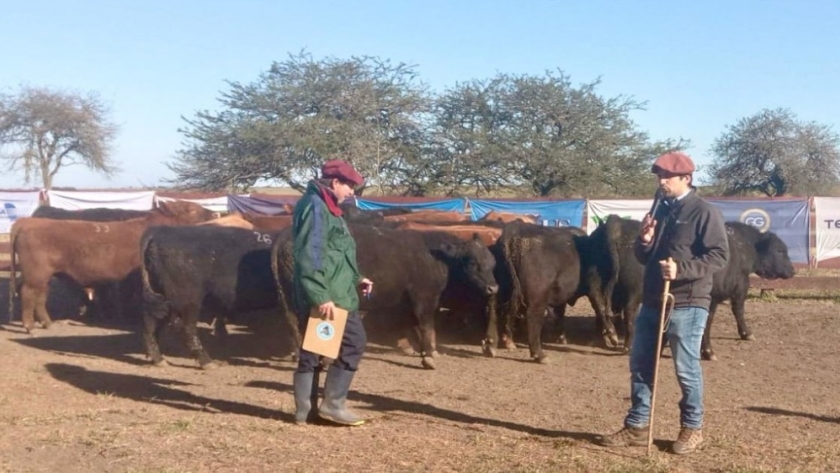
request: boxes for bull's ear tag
[316,321,336,341]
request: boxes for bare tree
[709,108,840,196]
[0,86,119,189]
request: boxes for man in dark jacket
[597,152,729,454]
[292,159,373,426]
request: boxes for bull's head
[754,232,795,280]
[156,201,216,224]
[435,234,499,296]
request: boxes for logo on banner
[0,203,18,221]
[541,218,573,227]
[590,214,633,227]
[740,208,771,233]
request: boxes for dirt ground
[1,288,840,473]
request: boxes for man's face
[657,172,691,198]
[331,179,356,203]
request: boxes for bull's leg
[20,284,40,334]
[176,308,215,369]
[501,306,518,351]
[587,293,619,349]
[34,287,52,329]
[112,281,123,320]
[420,322,437,370]
[551,305,568,345]
[701,301,719,361]
[526,305,549,363]
[415,307,438,370]
[143,314,168,366]
[396,333,419,356]
[212,316,229,337]
[731,291,753,341]
[482,296,499,357]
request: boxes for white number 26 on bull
[254,232,272,245]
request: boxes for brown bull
[480,211,538,224]
[198,212,255,230]
[395,222,502,246]
[241,213,292,232]
[382,210,468,224]
[9,201,216,333]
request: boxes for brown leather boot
[671,426,703,454]
[596,425,649,447]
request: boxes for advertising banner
[708,198,810,264]
[469,199,586,228]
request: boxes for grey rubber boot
[318,365,365,426]
[293,370,320,424]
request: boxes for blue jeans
[625,304,709,430]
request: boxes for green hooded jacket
[292,181,362,313]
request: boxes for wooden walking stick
[647,257,675,455]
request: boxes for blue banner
[469,199,586,228]
[707,199,810,264]
[354,197,467,213]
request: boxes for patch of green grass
[160,418,192,434]
[713,465,773,473]
[747,288,840,302]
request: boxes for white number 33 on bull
[254,232,272,245]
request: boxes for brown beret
[651,152,695,175]
[321,160,365,187]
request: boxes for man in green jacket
[292,159,373,427]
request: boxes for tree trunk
[40,161,52,190]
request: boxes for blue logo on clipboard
[316,321,336,341]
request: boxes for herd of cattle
[6,200,796,370]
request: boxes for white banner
[586,199,653,234]
[47,190,155,211]
[0,191,42,233]
[154,195,237,214]
[814,197,840,263]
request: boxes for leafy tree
[170,51,430,194]
[0,86,119,189]
[709,108,840,196]
[431,71,687,197]
[427,77,514,196]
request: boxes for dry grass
[2,300,840,472]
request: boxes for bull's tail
[270,231,302,351]
[8,222,21,322]
[603,215,623,316]
[499,226,526,320]
[139,232,166,307]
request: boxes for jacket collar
[664,187,696,210]
[307,180,343,217]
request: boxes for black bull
[272,223,499,370]
[583,216,795,360]
[139,225,287,368]
[489,222,596,363]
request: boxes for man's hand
[359,278,374,299]
[659,258,677,281]
[318,301,336,320]
[639,213,657,245]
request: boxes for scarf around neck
[315,182,343,217]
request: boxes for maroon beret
[321,160,364,187]
[651,152,695,175]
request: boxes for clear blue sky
[1,0,838,189]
